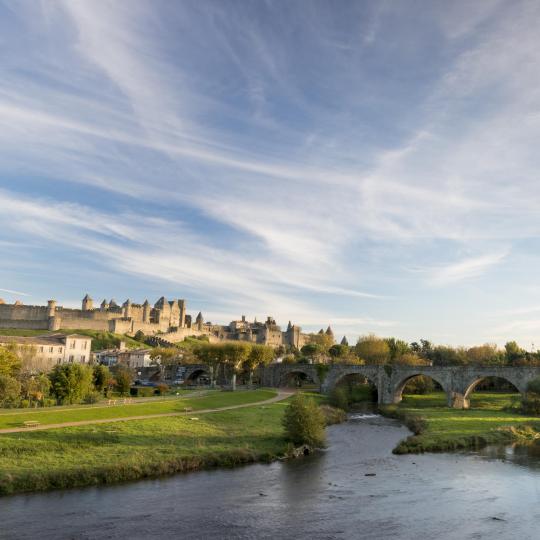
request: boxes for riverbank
[382,392,540,453]
[0,390,328,496]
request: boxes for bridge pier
[449,392,469,409]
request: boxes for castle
[0,295,322,349]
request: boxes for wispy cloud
[422,251,509,286]
[2,1,540,344]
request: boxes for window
[59,347,63,353]
[49,346,53,353]
[70,341,76,349]
[82,341,87,350]
[81,355,86,362]
[39,346,44,353]
[58,358,62,363]
[69,355,74,362]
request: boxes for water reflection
[2,415,540,539]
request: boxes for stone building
[0,295,189,336]
[0,295,330,349]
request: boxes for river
[2,414,540,540]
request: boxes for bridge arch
[463,375,524,402]
[185,368,211,385]
[332,371,379,402]
[279,368,318,388]
[392,372,450,405]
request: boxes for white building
[0,333,92,371]
[94,348,153,368]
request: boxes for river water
[2,414,540,540]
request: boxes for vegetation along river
[2,413,540,540]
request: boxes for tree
[49,364,94,405]
[243,344,273,387]
[19,372,50,403]
[0,346,21,377]
[194,343,225,388]
[392,353,429,366]
[505,341,526,364]
[309,332,334,352]
[385,338,410,362]
[149,347,180,366]
[134,330,146,342]
[0,374,21,407]
[93,365,111,394]
[328,344,349,360]
[222,343,251,390]
[355,335,390,365]
[300,343,323,363]
[113,365,133,395]
[466,344,502,365]
[431,345,467,366]
[282,394,326,447]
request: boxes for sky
[1,0,540,347]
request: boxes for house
[0,333,92,371]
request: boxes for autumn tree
[0,345,21,377]
[355,335,390,365]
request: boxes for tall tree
[244,344,273,387]
[222,343,251,390]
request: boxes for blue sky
[1,0,540,347]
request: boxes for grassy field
[0,389,277,429]
[385,391,540,453]
[0,397,290,495]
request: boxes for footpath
[0,389,293,434]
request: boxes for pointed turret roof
[325,326,334,336]
[142,299,150,306]
[83,293,92,301]
[340,336,349,346]
[100,299,108,307]
[109,298,118,307]
[196,311,203,321]
[318,329,324,335]
[287,321,292,331]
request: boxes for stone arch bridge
[259,363,540,408]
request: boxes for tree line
[0,345,136,407]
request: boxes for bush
[282,394,326,448]
[19,399,30,408]
[0,374,21,407]
[155,383,169,395]
[83,391,102,404]
[43,398,57,407]
[329,387,349,410]
[319,404,347,425]
[130,387,155,397]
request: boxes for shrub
[49,364,94,405]
[19,399,30,408]
[282,394,326,447]
[83,391,102,404]
[0,374,21,407]
[155,383,169,395]
[319,404,347,425]
[329,387,349,410]
[130,387,154,397]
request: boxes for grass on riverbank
[0,399,289,495]
[0,390,277,429]
[383,392,540,454]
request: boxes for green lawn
[388,391,540,453]
[0,393,289,495]
[0,389,277,429]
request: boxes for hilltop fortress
[0,295,324,348]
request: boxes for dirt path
[0,389,294,434]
